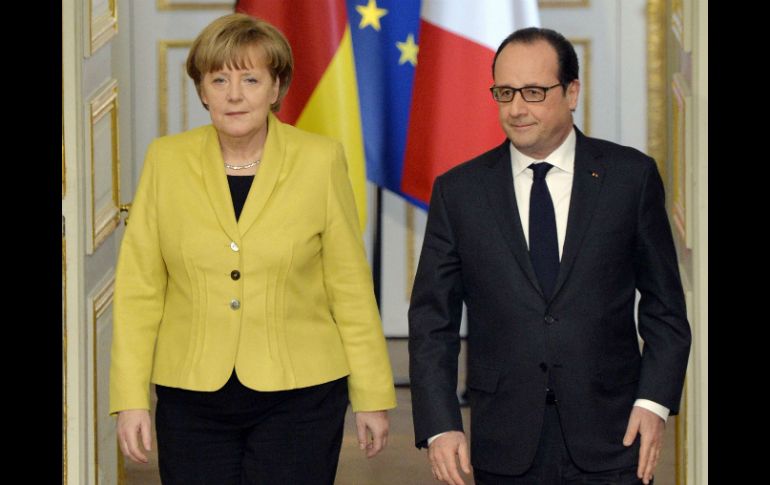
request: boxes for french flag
[402,0,540,206]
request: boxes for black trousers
[155,371,349,485]
[474,399,649,485]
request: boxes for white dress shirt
[427,129,667,446]
[511,128,575,259]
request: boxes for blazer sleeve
[408,175,465,448]
[109,141,168,414]
[321,143,396,412]
[633,158,692,414]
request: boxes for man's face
[493,40,579,160]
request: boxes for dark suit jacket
[408,128,691,475]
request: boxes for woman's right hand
[116,409,153,464]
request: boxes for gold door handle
[119,203,132,226]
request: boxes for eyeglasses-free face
[200,45,280,144]
[489,83,563,103]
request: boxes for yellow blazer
[109,114,396,414]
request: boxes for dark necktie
[528,162,559,299]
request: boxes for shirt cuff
[634,399,670,422]
[427,432,449,446]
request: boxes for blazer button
[229,299,241,310]
[230,241,240,252]
[230,270,241,280]
[539,362,548,372]
[544,315,556,324]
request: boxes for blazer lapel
[201,127,240,242]
[551,129,606,299]
[481,141,542,295]
[237,113,287,236]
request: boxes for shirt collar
[510,127,577,176]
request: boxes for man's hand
[117,409,152,464]
[428,431,471,485]
[623,405,665,484]
[354,410,389,458]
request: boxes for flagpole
[372,186,382,307]
[371,186,411,388]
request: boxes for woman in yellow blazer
[110,13,396,484]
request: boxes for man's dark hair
[492,27,579,87]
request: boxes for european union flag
[345,0,425,208]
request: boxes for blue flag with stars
[345,0,423,206]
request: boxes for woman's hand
[354,410,389,458]
[116,409,153,464]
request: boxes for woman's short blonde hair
[186,13,293,112]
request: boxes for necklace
[224,159,261,170]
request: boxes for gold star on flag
[396,33,419,66]
[356,0,388,31]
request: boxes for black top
[227,175,255,221]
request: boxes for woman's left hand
[354,410,389,458]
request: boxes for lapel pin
[591,171,599,178]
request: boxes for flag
[236,0,369,229]
[237,0,539,210]
[346,0,424,206]
[402,0,540,205]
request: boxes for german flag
[236,0,368,229]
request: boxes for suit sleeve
[633,159,692,414]
[109,141,168,414]
[321,142,396,412]
[408,176,465,448]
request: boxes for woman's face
[200,45,280,142]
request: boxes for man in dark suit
[408,28,691,485]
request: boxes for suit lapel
[201,113,287,241]
[551,129,606,299]
[237,113,287,236]
[481,141,542,295]
[201,127,240,242]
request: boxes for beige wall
[648,0,707,483]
